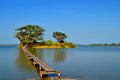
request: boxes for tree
[112,43,116,46]
[53,32,67,43]
[15,24,45,47]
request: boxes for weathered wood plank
[22,48,61,80]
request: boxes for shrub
[66,42,76,48]
[53,42,59,46]
[46,40,53,46]
[60,43,65,48]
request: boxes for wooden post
[39,71,42,80]
[39,67,42,80]
[58,72,60,80]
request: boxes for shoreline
[33,46,72,48]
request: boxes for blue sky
[0,0,120,44]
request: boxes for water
[0,45,120,80]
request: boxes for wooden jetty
[22,48,61,80]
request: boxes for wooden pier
[22,48,61,80]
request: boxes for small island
[15,24,76,48]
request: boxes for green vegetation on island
[15,24,76,48]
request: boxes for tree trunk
[20,42,24,48]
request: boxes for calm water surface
[0,45,120,80]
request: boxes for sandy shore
[34,46,70,48]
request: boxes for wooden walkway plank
[22,48,61,80]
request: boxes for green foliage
[53,32,67,43]
[15,24,76,48]
[53,42,59,46]
[46,40,53,46]
[64,42,76,48]
[33,40,76,48]
[15,24,45,47]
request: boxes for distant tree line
[91,42,120,46]
[15,24,76,48]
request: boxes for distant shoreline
[0,44,18,46]
[89,43,120,46]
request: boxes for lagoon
[0,45,120,80]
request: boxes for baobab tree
[15,24,45,47]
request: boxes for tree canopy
[15,24,45,47]
[53,32,67,43]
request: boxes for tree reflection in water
[16,48,35,71]
[35,49,44,61]
[53,49,66,64]
[35,48,67,64]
